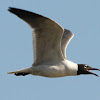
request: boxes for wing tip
[8,7,21,14]
[8,7,15,12]
[8,7,18,16]
[8,7,12,11]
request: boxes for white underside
[8,60,78,77]
[31,60,78,77]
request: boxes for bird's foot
[14,72,29,76]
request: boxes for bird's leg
[14,72,29,76]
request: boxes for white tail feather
[8,67,32,74]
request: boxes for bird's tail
[8,67,32,76]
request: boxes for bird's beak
[87,67,100,77]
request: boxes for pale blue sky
[0,0,100,100]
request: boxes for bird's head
[77,64,100,77]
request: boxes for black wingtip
[8,7,11,11]
[8,7,18,12]
[8,7,16,14]
[7,7,25,18]
[8,7,13,12]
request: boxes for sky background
[0,0,100,100]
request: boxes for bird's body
[8,7,100,77]
[11,60,78,77]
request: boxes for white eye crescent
[84,65,87,68]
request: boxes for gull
[8,7,100,77]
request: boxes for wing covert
[8,7,64,65]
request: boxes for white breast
[64,60,78,76]
[31,60,78,77]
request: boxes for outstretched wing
[61,29,74,59]
[8,7,64,65]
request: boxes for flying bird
[8,7,100,77]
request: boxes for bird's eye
[84,65,87,68]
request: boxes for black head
[77,64,100,77]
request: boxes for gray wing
[61,29,74,59]
[8,7,64,65]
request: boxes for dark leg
[14,72,29,76]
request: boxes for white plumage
[8,7,78,77]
